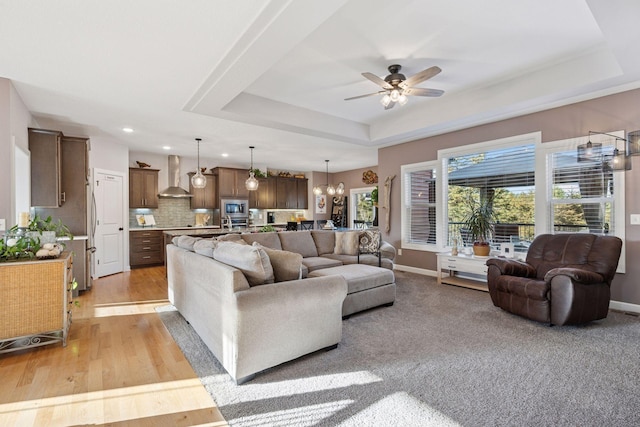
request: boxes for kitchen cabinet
[129,168,159,208]
[188,173,217,209]
[29,128,63,207]
[214,167,250,198]
[130,230,164,267]
[297,178,308,209]
[0,252,73,353]
[276,177,308,209]
[249,177,276,209]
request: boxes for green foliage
[251,168,267,178]
[371,187,378,205]
[28,215,74,239]
[463,196,495,242]
[0,233,40,261]
[259,224,276,232]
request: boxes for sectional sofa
[166,229,396,383]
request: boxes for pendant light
[191,138,207,189]
[313,160,335,195]
[245,146,259,191]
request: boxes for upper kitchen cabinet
[213,167,250,198]
[29,128,63,207]
[188,173,217,209]
[129,168,159,208]
[276,177,308,209]
[297,178,308,209]
[249,177,276,209]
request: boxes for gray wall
[379,88,640,305]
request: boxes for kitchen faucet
[226,215,232,230]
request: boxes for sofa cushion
[213,241,274,286]
[359,230,381,253]
[278,231,318,258]
[253,242,302,282]
[302,256,343,272]
[193,239,217,258]
[242,232,282,250]
[334,231,360,255]
[176,235,202,251]
[309,264,395,294]
[311,230,336,255]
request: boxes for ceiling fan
[345,64,444,109]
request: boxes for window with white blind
[401,161,438,249]
[540,132,625,272]
[440,133,539,250]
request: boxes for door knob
[118,227,123,231]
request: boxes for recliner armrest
[486,258,536,277]
[544,267,604,285]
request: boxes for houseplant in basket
[462,196,495,256]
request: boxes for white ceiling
[2,0,640,172]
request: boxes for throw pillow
[253,242,303,282]
[359,230,381,254]
[193,239,217,258]
[334,231,360,255]
[213,241,274,286]
[177,235,202,251]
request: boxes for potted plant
[463,196,495,256]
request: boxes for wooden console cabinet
[0,252,73,353]
[436,252,489,292]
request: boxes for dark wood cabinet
[249,177,276,209]
[29,128,63,207]
[275,178,308,209]
[297,178,308,209]
[129,168,159,208]
[130,230,163,267]
[214,167,250,198]
[188,173,217,209]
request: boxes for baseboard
[393,264,438,277]
[395,265,640,314]
[610,300,640,315]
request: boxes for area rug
[157,271,640,427]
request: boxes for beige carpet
[158,270,640,427]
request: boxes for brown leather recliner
[486,234,622,326]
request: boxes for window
[349,186,376,227]
[440,133,539,251]
[541,132,625,272]
[401,161,438,249]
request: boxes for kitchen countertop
[130,225,221,232]
[163,228,239,237]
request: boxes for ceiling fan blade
[404,87,444,97]
[362,72,394,90]
[384,101,396,110]
[399,66,442,89]
[344,91,385,101]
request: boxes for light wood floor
[0,266,227,427]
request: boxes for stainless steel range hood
[158,155,193,198]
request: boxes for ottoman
[308,264,396,317]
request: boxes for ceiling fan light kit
[346,64,444,109]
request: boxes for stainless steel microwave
[221,199,248,218]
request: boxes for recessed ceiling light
[122,127,134,133]
[221,153,229,157]
[162,146,171,150]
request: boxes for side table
[436,252,490,292]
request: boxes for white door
[94,170,124,277]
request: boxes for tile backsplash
[129,198,216,228]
